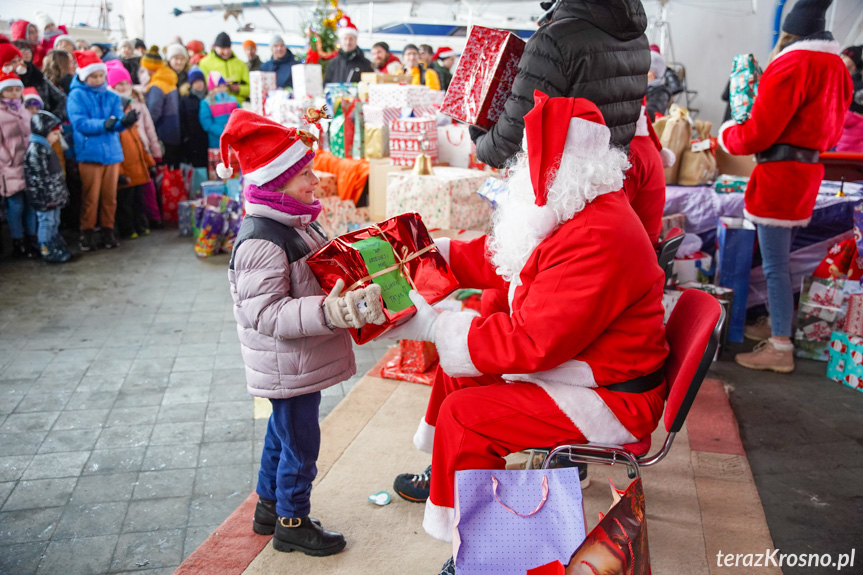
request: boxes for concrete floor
[711,350,863,575]
[0,230,390,575]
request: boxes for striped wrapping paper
[390,118,438,166]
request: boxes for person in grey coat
[220,110,384,557]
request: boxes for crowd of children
[0,12,246,263]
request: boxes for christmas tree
[302,0,343,66]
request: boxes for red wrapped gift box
[440,26,525,130]
[399,339,439,373]
[390,118,438,167]
[306,212,459,344]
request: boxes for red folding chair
[655,226,684,285]
[529,289,725,478]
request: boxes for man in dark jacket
[472,0,650,168]
[261,35,297,88]
[323,21,373,84]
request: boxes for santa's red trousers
[424,367,587,509]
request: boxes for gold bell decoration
[413,135,434,176]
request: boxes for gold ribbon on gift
[334,222,436,293]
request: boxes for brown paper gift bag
[659,105,693,185]
[678,120,718,186]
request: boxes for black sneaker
[439,556,455,575]
[79,229,98,252]
[272,516,346,556]
[102,228,120,249]
[253,498,321,535]
[394,464,431,503]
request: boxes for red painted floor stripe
[174,492,269,575]
[686,378,746,456]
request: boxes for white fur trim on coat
[434,311,481,378]
[434,237,451,265]
[717,119,738,153]
[505,359,597,389]
[534,383,638,445]
[413,417,435,454]
[744,208,811,228]
[634,106,649,137]
[776,39,841,61]
[243,140,309,186]
[423,498,454,542]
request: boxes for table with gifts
[386,167,494,231]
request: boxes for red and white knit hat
[22,87,42,107]
[337,16,359,40]
[216,109,315,185]
[74,50,107,81]
[523,91,611,207]
[0,70,24,93]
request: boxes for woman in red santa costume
[387,92,669,575]
[719,0,851,373]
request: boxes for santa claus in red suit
[722,0,852,373]
[387,92,669,569]
[625,100,675,245]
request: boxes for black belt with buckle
[603,367,666,394]
[755,144,820,164]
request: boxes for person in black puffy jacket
[472,0,650,168]
[24,111,71,263]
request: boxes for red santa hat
[0,70,24,93]
[74,50,107,81]
[524,91,611,207]
[432,46,458,61]
[337,16,359,40]
[216,109,315,185]
[22,87,42,107]
[0,39,23,68]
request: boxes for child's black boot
[254,498,321,535]
[79,229,98,252]
[12,239,34,258]
[272,516,346,556]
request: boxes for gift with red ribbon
[845,293,863,337]
[306,212,460,344]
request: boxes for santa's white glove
[384,291,438,342]
[323,279,386,330]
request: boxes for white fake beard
[488,147,631,285]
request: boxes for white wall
[647,0,863,127]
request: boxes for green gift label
[351,236,413,312]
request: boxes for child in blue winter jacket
[66,50,137,251]
[199,71,239,149]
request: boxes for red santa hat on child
[216,109,315,185]
[634,98,675,167]
[22,87,42,107]
[74,50,107,81]
[337,16,359,40]
[0,39,23,68]
[0,70,24,93]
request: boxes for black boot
[12,239,34,259]
[79,229,98,252]
[253,498,321,535]
[41,239,72,264]
[102,227,120,249]
[439,556,455,575]
[26,235,41,258]
[272,516,346,556]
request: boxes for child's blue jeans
[36,208,62,244]
[257,393,321,518]
[6,192,37,239]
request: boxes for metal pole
[828,0,838,32]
